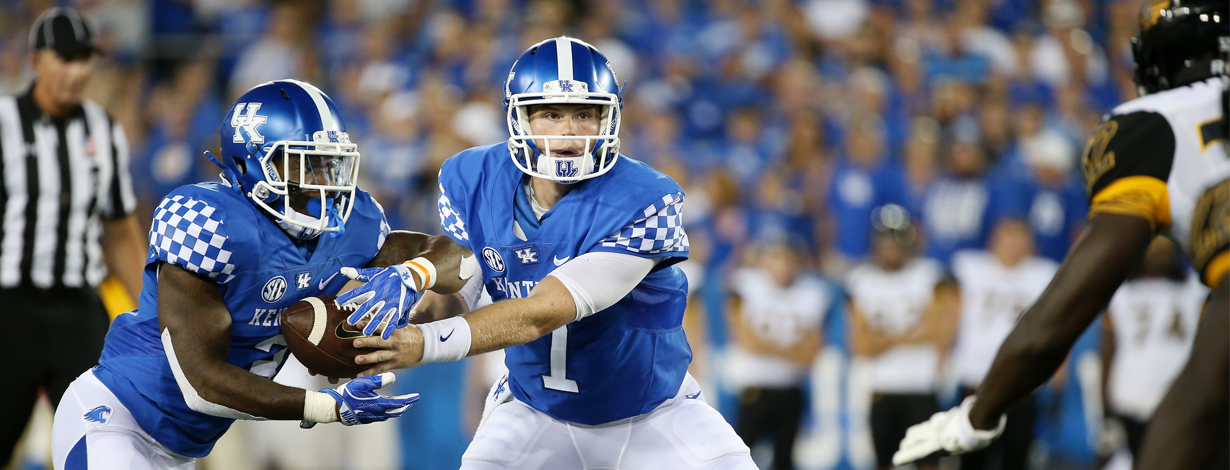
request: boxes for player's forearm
[465,281,576,355]
[915,289,959,348]
[158,264,325,421]
[350,277,578,375]
[968,214,1153,430]
[850,316,894,357]
[188,361,312,420]
[413,291,470,323]
[367,231,474,294]
[786,330,821,364]
[101,215,146,302]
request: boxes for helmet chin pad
[535,152,595,183]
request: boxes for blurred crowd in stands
[0,0,1134,266]
[0,0,1191,469]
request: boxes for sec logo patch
[262,276,287,303]
[482,247,506,273]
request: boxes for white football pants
[461,373,755,470]
[51,369,195,470]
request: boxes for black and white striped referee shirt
[0,86,135,289]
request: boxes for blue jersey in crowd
[437,144,692,426]
[921,173,1014,265]
[827,159,909,260]
[94,182,390,457]
[1015,177,1088,262]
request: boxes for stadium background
[0,0,1132,468]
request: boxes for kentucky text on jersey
[438,143,691,425]
[92,182,389,457]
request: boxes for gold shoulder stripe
[1139,0,1171,31]
[1203,251,1229,288]
[1089,175,1171,230]
[1191,179,1229,285]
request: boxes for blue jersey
[438,144,691,425]
[1017,177,1088,262]
[826,160,909,260]
[94,182,389,457]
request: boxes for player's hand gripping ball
[281,295,379,378]
[336,264,423,339]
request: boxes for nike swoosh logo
[335,322,367,339]
[685,392,702,400]
[440,329,455,342]
[318,272,339,290]
[553,256,570,266]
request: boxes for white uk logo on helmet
[230,103,267,144]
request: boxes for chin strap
[205,151,241,192]
[327,205,345,239]
[305,196,346,239]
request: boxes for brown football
[280,295,376,379]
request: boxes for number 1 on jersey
[542,326,578,393]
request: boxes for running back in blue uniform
[438,143,691,425]
[50,80,466,470]
[93,182,388,456]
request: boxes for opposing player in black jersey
[893,1,1229,469]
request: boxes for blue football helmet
[208,79,360,239]
[504,37,624,183]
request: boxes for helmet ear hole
[232,157,247,175]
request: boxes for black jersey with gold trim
[1081,77,1230,286]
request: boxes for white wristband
[458,254,478,280]
[403,257,438,290]
[303,390,338,424]
[415,316,471,363]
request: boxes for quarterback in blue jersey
[341,38,755,469]
[50,80,474,470]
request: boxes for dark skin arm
[411,291,471,323]
[968,213,1153,429]
[158,263,314,420]
[1136,275,1229,470]
[362,231,474,295]
[161,231,473,413]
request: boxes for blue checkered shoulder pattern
[438,183,469,243]
[600,192,689,255]
[148,195,237,284]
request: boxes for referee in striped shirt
[0,7,145,465]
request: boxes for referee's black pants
[734,386,805,470]
[0,287,109,466]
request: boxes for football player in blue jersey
[335,37,756,469]
[49,79,476,470]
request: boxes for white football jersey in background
[724,268,831,390]
[1105,275,1207,421]
[950,250,1058,388]
[846,258,945,393]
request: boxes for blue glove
[302,372,419,428]
[336,264,422,339]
